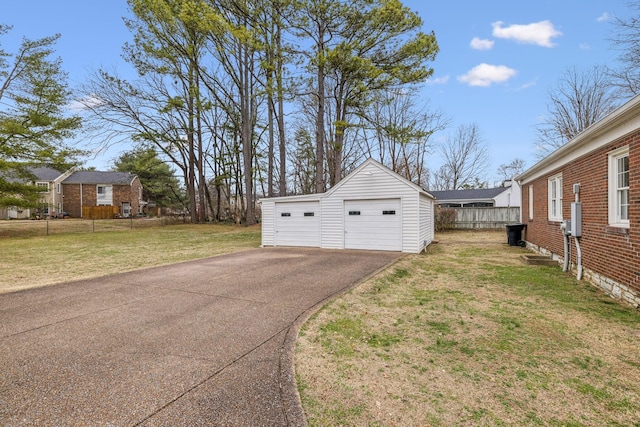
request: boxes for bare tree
[608,1,640,98]
[366,88,448,186]
[536,66,617,158]
[432,123,488,191]
[496,158,526,182]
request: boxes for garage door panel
[275,202,320,247]
[345,199,401,251]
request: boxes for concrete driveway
[0,247,402,426]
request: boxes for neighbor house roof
[429,187,506,204]
[29,167,64,181]
[63,171,137,185]
[1,166,65,183]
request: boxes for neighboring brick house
[61,171,144,218]
[516,94,640,308]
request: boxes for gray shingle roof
[429,187,507,202]
[1,166,64,183]
[29,167,64,181]
[63,171,136,185]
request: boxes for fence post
[46,220,49,236]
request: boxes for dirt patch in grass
[296,230,640,426]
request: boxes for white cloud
[68,95,105,112]
[492,20,562,47]
[470,37,495,50]
[579,42,591,50]
[457,63,517,87]
[427,75,450,85]
[515,80,537,91]
[597,12,612,22]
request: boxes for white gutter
[517,94,640,184]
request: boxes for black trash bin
[506,223,526,246]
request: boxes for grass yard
[0,223,261,294]
[296,230,640,426]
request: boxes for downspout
[572,185,583,280]
[575,236,583,280]
[80,183,83,218]
[561,226,570,273]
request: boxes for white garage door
[275,202,321,247]
[344,199,402,251]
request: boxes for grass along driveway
[296,230,640,426]
[0,224,261,294]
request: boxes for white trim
[608,146,630,228]
[36,181,49,193]
[517,94,640,185]
[548,174,562,222]
[528,185,534,221]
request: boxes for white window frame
[36,182,49,193]
[96,184,113,206]
[528,185,534,220]
[608,146,630,228]
[548,174,563,221]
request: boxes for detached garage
[260,158,435,253]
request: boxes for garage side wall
[261,200,275,246]
[419,194,435,251]
[323,163,423,253]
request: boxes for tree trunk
[277,24,287,197]
[315,26,326,194]
[240,42,256,225]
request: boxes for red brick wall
[62,179,142,218]
[112,177,142,216]
[522,130,640,297]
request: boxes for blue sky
[1,1,633,184]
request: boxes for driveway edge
[278,254,406,426]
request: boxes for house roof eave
[517,94,640,185]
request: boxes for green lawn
[296,230,640,426]
[0,223,261,293]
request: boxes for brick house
[516,94,640,307]
[62,171,144,218]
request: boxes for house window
[303,212,315,217]
[36,182,49,193]
[548,174,562,221]
[280,212,291,217]
[382,210,396,215]
[528,185,534,220]
[348,211,361,216]
[56,183,61,194]
[608,146,630,227]
[97,185,113,206]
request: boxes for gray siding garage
[260,159,435,253]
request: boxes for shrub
[435,206,457,231]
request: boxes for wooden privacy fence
[82,206,120,219]
[446,207,520,230]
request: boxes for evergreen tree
[0,25,81,208]
[113,147,184,209]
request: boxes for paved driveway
[0,247,402,426]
